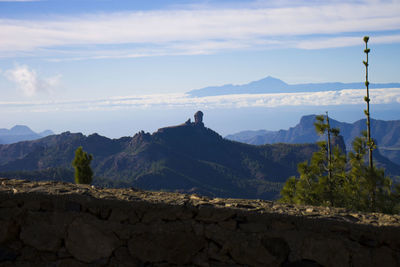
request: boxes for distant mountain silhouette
[39,130,54,137]
[0,112,318,200]
[226,115,400,168]
[187,76,400,97]
[0,125,54,144]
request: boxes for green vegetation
[279,117,347,207]
[280,37,400,214]
[72,146,93,184]
[280,120,398,213]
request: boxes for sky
[0,0,400,138]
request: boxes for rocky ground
[1,178,400,266]
[2,178,399,227]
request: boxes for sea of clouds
[1,88,400,113]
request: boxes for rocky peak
[194,111,204,127]
[130,130,152,147]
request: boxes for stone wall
[1,178,400,267]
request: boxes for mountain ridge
[226,115,400,166]
[0,113,319,200]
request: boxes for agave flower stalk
[363,36,374,169]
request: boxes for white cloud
[1,87,399,112]
[4,65,61,97]
[297,34,400,49]
[0,0,399,58]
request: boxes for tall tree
[314,112,340,189]
[280,114,346,207]
[72,146,93,184]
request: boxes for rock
[218,219,237,230]
[284,259,323,266]
[18,246,39,261]
[141,205,179,223]
[20,212,71,252]
[261,237,290,263]
[239,222,269,233]
[0,200,19,208]
[299,236,349,267]
[39,199,54,212]
[57,247,71,259]
[56,258,89,267]
[194,111,204,126]
[128,232,205,265]
[0,246,18,262]
[23,201,41,211]
[108,208,129,223]
[127,210,140,224]
[204,224,232,246]
[195,206,235,222]
[192,251,210,267]
[372,246,399,267]
[66,217,119,263]
[112,246,141,266]
[65,201,81,212]
[225,233,279,266]
[270,220,296,231]
[207,241,231,263]
[0,220,19,243]
[0,207,22,221]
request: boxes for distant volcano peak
[187,76,400,97]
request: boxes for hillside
[226,115,400,167]
[187,76,400,97]
[0,112,317,200]
[0,125,54,144]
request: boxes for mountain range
[0,125,53,145]
[0,114,320,200]
[187,76,400,97]
[1,113,399,200]
[226,115,400,166]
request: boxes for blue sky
[0,0,400,137]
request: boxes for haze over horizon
[1,0,399,137]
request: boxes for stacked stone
[1,178,400,266]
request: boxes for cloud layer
[1,88,400,112]
[0,0,399,58]
[4,65,61,96]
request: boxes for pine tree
[314,113,344,206]
[280,176,297,204]
[347,132,393,212]
[346,134,369,210]
[72,146,93,184]
[280,114,346,207]
[314,113,340,188]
